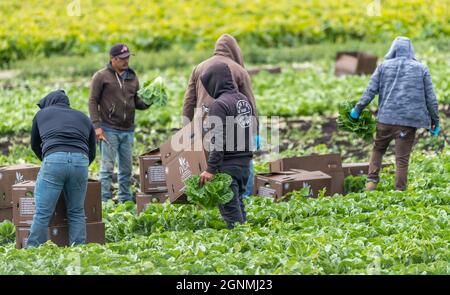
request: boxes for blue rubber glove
[429,125,440,137]
[349,108,360,120]
[255,135,262,151]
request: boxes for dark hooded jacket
[200,63,255,174]
[355,37,439,129]
[182,34,257,124]
[31,90,96,164]
[88,63,149,131]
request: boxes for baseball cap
[109,43,133,58]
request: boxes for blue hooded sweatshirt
[355,37,439,129]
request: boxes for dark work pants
[218,159,250,229]
[368,123,416,191]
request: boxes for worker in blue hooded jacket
[28,90,96,247]
[350,37,440,191]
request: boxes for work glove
[255,134,262,151]
[429,124,440,137]
[349,108,360,120]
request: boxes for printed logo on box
[178,157,192,182]
[15,172,24,184]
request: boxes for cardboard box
[269,153,345,195]
[15,222,105,249]
[160,121,209,203]
[342,162,393,177]
[12,180,102,226]
[254,170,332,200]
[0,207,12,221]
[335,52,378,76]
[136,191,170,214]
[247,67,282,76]
[139,149,167,193]
[0,164,40,208]
[342,163,370,177]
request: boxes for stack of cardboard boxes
[254,154,387,201]
[254,153,344,200]
[138,148,169,214]
[12,180,104,248]
[0,164,40,222]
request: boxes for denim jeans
[27,152,89,248]
[100,130,134,202]
[243,160,254,197]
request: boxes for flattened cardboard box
[136,191,170,214]
[0,207,12,222]
[0,164,40,208]
[16,222,105,249]
[254,170,332,200]
[160,120,207,166]
[12,180,102,226]
[269,153,345,195]
[160,121,209,203]
[139,148,167,193]
[165,150,207,203]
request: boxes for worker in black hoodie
[27,90,96,247]
[199,63,256,229]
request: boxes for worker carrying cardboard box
[198,63,257,229]
[182,34,260,199]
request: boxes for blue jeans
[100,130,134,202]
[243,160,254,197]
[27,152,89,247]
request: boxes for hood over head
[200,63,237,99]
[384,36,416,60]
[37,90,70,109]
[213,34,245,67]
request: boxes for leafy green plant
[337,100,376,142]
[0,221,15,245]
[344,175,367,194]
[185,173,234,209]
[137,76,168,107]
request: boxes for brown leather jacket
[182,34,257,125]
[88,63,149,131]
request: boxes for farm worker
[199,63,257,229]
[28,90,96,247]
[88,44,150,203]
[182,34,259,198]
[350,37,440,191]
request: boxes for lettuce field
[0,1,449,275]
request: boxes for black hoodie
[31,90,96,164]
[200,63,255,174]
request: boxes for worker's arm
[88,125,97,165]
[423,65,440,128]
[88,72,104,129]
[30,117,43,161]
[182,66,198,125]
[354,65,382,113]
